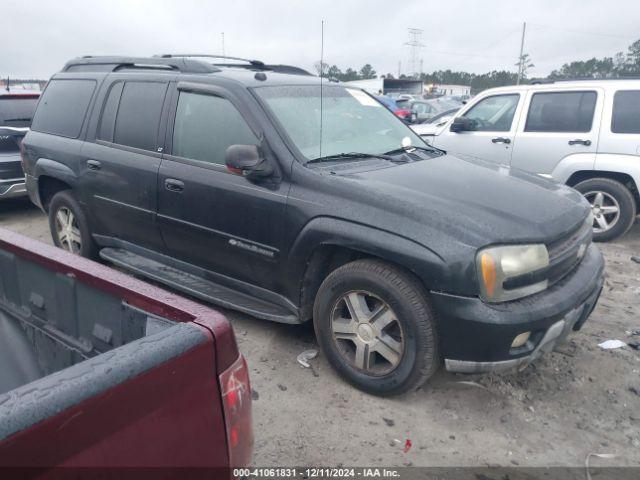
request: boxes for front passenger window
[172,92,259,165]
[462,94,520,132]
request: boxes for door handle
[568,139,592,146]
[491,137,511,144]
[86,160,101,171]
[164,179,185,193]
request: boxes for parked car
[409,98,462,124]
[428,80,640,241]
[0,228,252,474]
[0,90,39,199]
[22,55,604,396]
[375,95,413,123]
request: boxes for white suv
[420,80,640,241]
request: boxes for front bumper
[431,244,604,373]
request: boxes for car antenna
[319,20,324,159]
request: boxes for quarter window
[31,79,96,138]
[462,94,520,132]
[611,90,640,134]
[525,91,596,133]
[112,81,168,151]
[172,92,258,165]
[97,82,124,142]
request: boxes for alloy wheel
[54,207,82,254]
[330,290,404,376]
[584,191,620,233]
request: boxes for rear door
[81,77,170,251]
[433,92,523,165]
[510,88,603,175]
[157,83,288,291]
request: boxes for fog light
[511,331,531,348]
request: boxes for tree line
[316,37,640,93]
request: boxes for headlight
[476,244,549,302]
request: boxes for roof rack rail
[156,54,266,68]
[155,54,312,76]
[531,76,640,84]
[62,56,221,74]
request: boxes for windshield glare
[255,85,425,161]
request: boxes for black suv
[1,90,39,199]
[22,55,604,395]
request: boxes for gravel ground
[1,197,639,468]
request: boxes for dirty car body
[21,56,604,394]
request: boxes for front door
[510,89,603,176]
[433,93,523,165]
[157,84,288,292]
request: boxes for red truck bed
[0,228,252,478]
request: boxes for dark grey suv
[21,55,604,395]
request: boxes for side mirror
[225,144,274,179]
[450,116,477,133]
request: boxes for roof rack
[531,76,640,84]
[156,54,312,76]
[62,56,221,74]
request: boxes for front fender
[286,216,448,294]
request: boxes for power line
[527,23,636,40]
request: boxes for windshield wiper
[3,118,32,122]
[306,152,399,165]
[383,145,443,157]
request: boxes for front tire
[48,190,98,259]
[313,259,439,396]
[574,178,637,242]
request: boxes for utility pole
[221,32,226,57]
[404,28,425,79]
[398,61,401,78]
[517,22,526,85]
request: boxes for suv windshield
[255,85,425,161]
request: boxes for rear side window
[0,96,39,127]
[172,92,258,165]
[525,91,596,133]
[611,90,640,134]
[31,80,96,138]
[112,81,168,151]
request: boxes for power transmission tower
[404,28,425,79]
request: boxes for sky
[3,0,639,80]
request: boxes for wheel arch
[566,170,639,209]
[289,217,446,322]
[34,159,78,211]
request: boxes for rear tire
[573,178,636,242]
[313,259,439,396]
[48,190,98,259]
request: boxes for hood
[342,154,589,250]
[410,118,451,137]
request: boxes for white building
[425,84,471,96]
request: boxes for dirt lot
[1,197,639,468]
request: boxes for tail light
[219,354,253,470]
[395,109,411,119]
